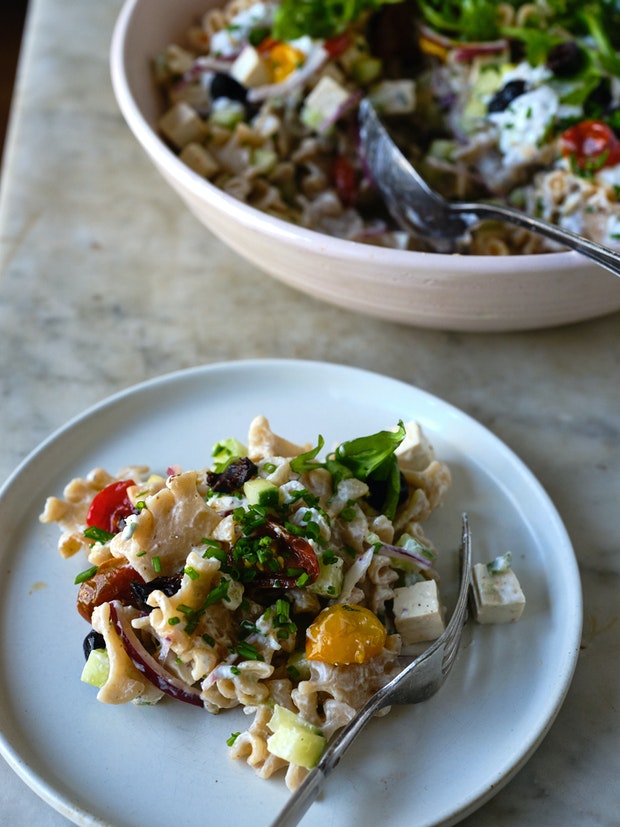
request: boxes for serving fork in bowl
[359,99,620,277]
[270,513,472,827]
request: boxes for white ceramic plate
[0,360,581,827]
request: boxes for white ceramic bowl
[110,0,620,332]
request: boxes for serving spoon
[358,98,620,276]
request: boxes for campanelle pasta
[41,415,451,788]
[153,0,620,255]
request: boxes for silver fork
[358,98,620,276]
[270,513,472,827]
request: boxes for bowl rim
[109,0,591,276]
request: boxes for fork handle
[455,201,620,277]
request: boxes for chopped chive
[152,556,162,573]
[202,633,216,646]
[83,526,114,544]
[227,731,241,746]
[168,616,181,626]
[296,572,310,587]
[74,565,98,584]
[184,566,199,580]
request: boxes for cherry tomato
[332,155,358,208]
[256,35,280,55]
[86,479,136,534]
[77,558,144,622]
[324,32,350,59]
[306,604,387,664]
[560,120,620,171]
[245,517,320,588]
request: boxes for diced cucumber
[81,648,109,688]
[307,553,343,598]
[267,705,326,769]
[351,56,383,85]
[243,478,280,507]
[286,649,312,681]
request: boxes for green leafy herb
[272,0,402,41]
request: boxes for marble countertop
[0,1,618,825]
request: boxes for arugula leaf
[290,434,325,474]
[289,423,406,519]
[333,421,406,520]
[272,0,402,41]
[417,0,503,42]
[334,420,406,478]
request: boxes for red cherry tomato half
[560,120,620,171]
[77,558,143,622]
[86,479,136,534]
[324,32,350,59]
[332,155,358,207]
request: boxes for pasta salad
[153,0,620,255]
[40,415,453,789]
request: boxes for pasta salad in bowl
[40,415,524,790]
[110,0,620,330]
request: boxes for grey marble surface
[0,1,619,825]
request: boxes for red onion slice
[108,600,204,708]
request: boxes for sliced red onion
[108,601,204,708]
[247,46,329,103]
[419,24,508,62]
[376,541,434,570]
[338,548,374,602]
[452,40,509,61]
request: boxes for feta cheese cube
[471,562,526,624]
[230,45,271,88]
[368,79,416,115]
[393,580,445,644]
[158,102,205,149]
[301,76,351,131]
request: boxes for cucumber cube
[267,704,326,769]
[81,648,109,688]
[243,478,280,507]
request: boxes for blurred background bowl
[110,0,620,332]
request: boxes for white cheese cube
[230,45,271,88]
[368,79,416,115]
[158,102,205,149]
[301,76,351,131]
[395,420,435,471]
[471,563,526,624]
[393,580,445,644]
[179,142,220,179]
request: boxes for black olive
[546,41,586,77]
[585,78,613,117]
[83,629,106,660]
[210,72,248,104]
[130,572,183,612]
[205,456,258,493]
[487,80,527,113]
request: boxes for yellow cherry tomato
[305,604,387,665]
[268,43,306,83]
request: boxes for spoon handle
[457,201,620,277]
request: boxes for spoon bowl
[359,99,620,276]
